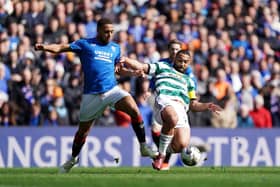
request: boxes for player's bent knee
[164,115,178,128]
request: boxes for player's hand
[119,56,126,63]
[134,69,146,77]
[34,43,44,51]
[208,103,222,115]
[119,56,131,68]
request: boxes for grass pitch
[0,167,279,187]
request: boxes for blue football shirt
[70,38,121,94]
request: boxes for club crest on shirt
[111,46,116,52]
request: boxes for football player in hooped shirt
[151,39,197,170]
[122,50,222,170]
[35,18,157,173]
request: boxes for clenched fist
[34,43,44,51]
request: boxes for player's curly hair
[177,49,191,57]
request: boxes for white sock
[159,134,173,156]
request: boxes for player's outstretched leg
[152,133,173,170]
[59,121,92,173]
[130,116,158,159]
[59,131,83,173]
[115,96,158,159]
[151,123,171,170]
[158,144,173,170]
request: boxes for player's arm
[115,62,145,77]
[34,43,72,53]
[120,57,150,74]
[190,99,222,115]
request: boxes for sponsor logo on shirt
[94,50,113,63]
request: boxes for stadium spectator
[49,86,69,126]
[213,68,232,102]
[43,107,59,126]
[196,65,210,95]
[228,61,242,93]
[9,1,24,23]
[0,101,17,127]
[44,17,63,44]
[193,41,209,65]
[10,67,34,124]
[29,100,44,126]
[114,11,129,33]
[0,0,9,26]
[6,50,21,81]
[237,104,255,128]
[211,95,237,128]
[262,79,280,127]
[64,75,82,126]
[269,81,280,127]
[0,62,9,94]
[143,41,160,64]
[0,29,10,63]
[249,94,272,128]
[53,63,67,88]
[40,78,57,118]
[250,70,264,92]
[134,77,153,127]
[21,0,47,36]
[65,1,75,23]
[7,19,20,51]
[128,16,145,42]
[236,74,258,110]
[84,9,97,38]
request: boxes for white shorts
[79,86,130,122]
[153,96,190,128]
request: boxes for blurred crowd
[0,0,279,128]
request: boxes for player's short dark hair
[177,49,191,57]
[97,18,113,29]
[167,39,182,49]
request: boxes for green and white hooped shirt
[148,62,197,107]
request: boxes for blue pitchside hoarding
[0,127,279,168]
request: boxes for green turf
[0,167,279,187]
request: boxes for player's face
[173,53,191,73]
[98,24,114,44]
[169,43,181,60]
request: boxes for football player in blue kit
[35,18,156,173]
